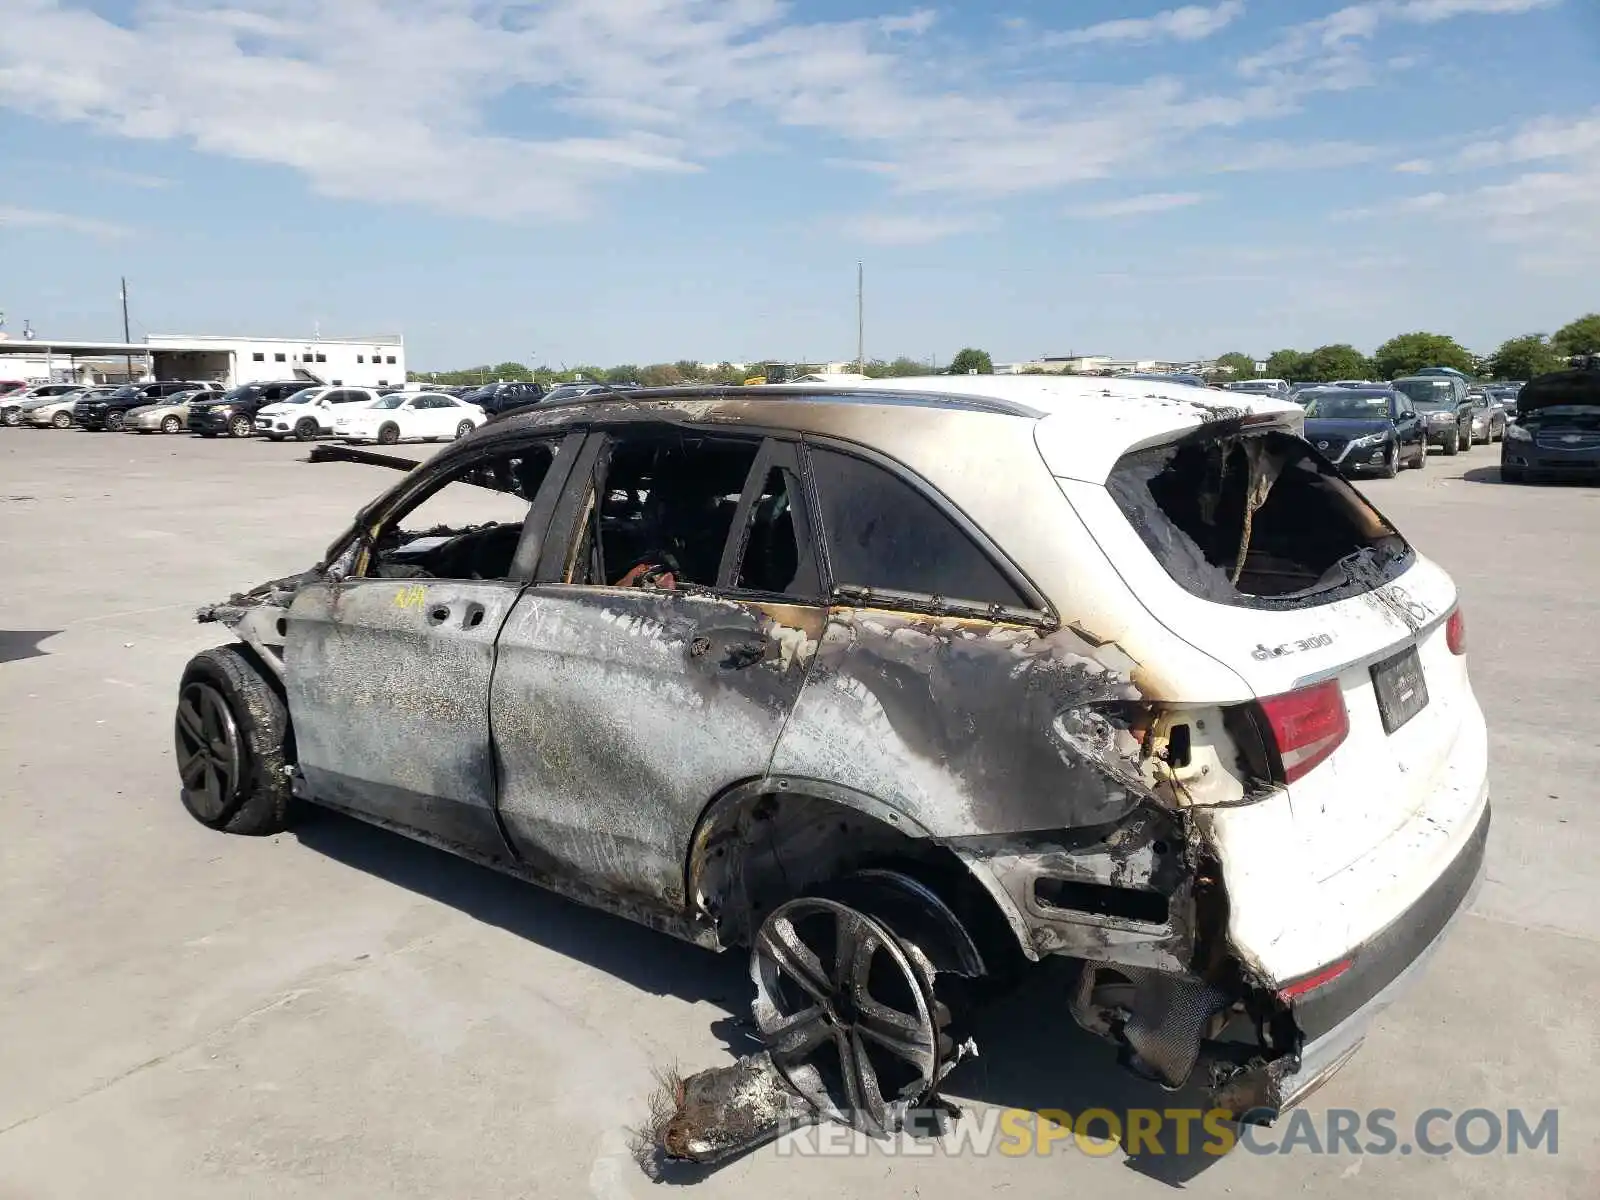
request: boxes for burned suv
[177,378,1488,1154]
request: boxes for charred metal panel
[950,805,1195,970]
[768,609,1150,840]
[490,587,825,905]
[284,578,523,859]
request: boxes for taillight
[1258,679,1349,784]
[1446,607,1466,655]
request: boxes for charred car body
[178,377,1488,1140]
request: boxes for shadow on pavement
[1461,464,1599,487]
[0,629,61,664]
[295,806,1225,1187]
[944,957,1228,1186]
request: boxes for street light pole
[856,261,864,375]
[120,277,132,381]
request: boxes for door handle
[687,631,772,668]
[722,638,771,668]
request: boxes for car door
[283,434,575,858]
[1394,394,1420,453]
[490,429,826,903]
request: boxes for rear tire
[454,420,475,439]
[51,411,72,429]
[228,415,253,439]
[377,423,400,445]
[161,415,181,434]
[1,407,18,427]
[174,645,293,836]
[105,410,126,432]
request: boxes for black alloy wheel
[174,681,243,826]
[751,896,941,1136]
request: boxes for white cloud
[1393,158,1435,173]
[1204,138,1383,171]
[1239,0,1558,77]
[837,212,990,245]
[1454,109,1600,169]
[0,205,130,239]
[0,0,1333,220]
[1050,2,1247,47]
[1336,109,1600,267]
[1067,192,1208,218]
[0,0,1556,226]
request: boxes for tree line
[410,314,1600,389]
[1221,314,1600,384]
[410,356,939,388]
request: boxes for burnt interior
[368,448,556,580]
[1109,429,1411,607]
[573,434,758,587]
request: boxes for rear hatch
[1049,419,1483,967]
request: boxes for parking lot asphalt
[1,429,1595,1198]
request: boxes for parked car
[460,380,546,417]
[0,380,29,397]
[536,381,647,405]
[2,382,85,426]
[25,387,110,428]
[1301,386,1425,476]
[1464,388,1506,445]
[77,380,218,431]
[1501,366,1600,483]
[254,386,383,441]
[188,380,317,438]
[123,388,212,434]
[1118,371,1211,388]
[1393,375,1474,454]
[331,391,485,443]
[1223,378,1290,397]
[180,376,1486,1134]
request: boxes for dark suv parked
[460,380,546,418]
[188,380,317,438]
[1392,374,1475,455]
[77,381,217,431]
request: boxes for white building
[146,333,405,387]
[0,332,405,388]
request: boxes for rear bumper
[1273,796,1488,1109]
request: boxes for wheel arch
[683,775,1035,972]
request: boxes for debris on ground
[632,1052,820,1177]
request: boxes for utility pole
[120,277,132,381]
[856,261,864,375]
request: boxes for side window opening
[1108,429,1410,606]
[565,433,759,589]
[364,445,559,581]
[805,446,1030,610]
[734,465,812,596]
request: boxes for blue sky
[1,0,1596,369]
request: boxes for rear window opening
[1108,428,1410,608]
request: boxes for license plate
[1371,646,1428,734]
